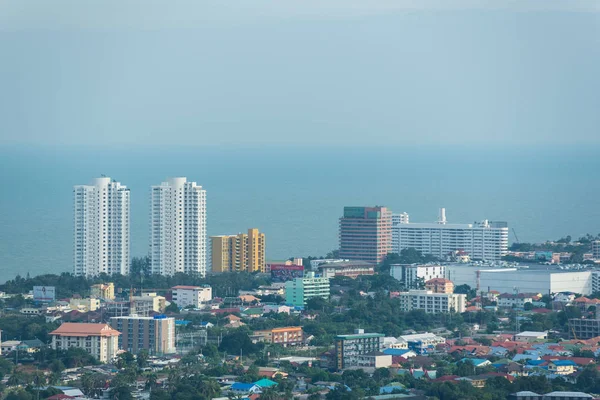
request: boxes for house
[547,360,577,375]
[257,367,288,379]
[458,358,492,368]
[498,293,535,308]
[229,383,262,394]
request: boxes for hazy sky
[0,0,598,146]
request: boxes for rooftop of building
[171,285,210,290]
[336,332,384,340]
[50,323,120,337]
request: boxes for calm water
[0,145,598,282]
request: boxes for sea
[0,144,598,283]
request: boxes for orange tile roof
[50,323,120,337]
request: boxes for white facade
[390,264,446,289]
[593,241,600,260]
[395,290,466,313]
[73,177,130,276]
[593,271,600,293]
[150,177,207,276]
[393,210,508,261]
[479,270,592,296]
[50,323,120,363]
[171,285,212,308]
[391,212,410,252]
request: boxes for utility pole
[514,287,520,334]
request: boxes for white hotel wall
[479,270,592,295]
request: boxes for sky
[0,0,599,147]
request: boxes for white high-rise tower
[150,177,207,276]
[74,177,130,276]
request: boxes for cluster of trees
[0,264,271,300]
[508,233,600,263]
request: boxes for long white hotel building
[393,208,508,261]
[73,177,130,276]
[150,177,207,276]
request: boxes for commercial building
[73,177,130,277]
[319,261,375,279]
[150,177,207,276]
[90,283,115,300]
[393,208,508,261]
[394,290,466,313]
[445,264,593,295]
[252,327,303,347]
[335,329,384,370]
[131,293,166,316]
[50,323,120,363]
[390,264,447,289]
[514,331,548,342]
[339,206,392,264]
[356,352,393,369]
[285,272,330,307]
[425,278,454,294]
[110,315,176,355]
[171,285,212,308]
[309,259,350,270]
[210,229,266,273]
[592,271,600,293]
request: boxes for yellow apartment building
[211,228,265,273]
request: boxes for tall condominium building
[73,177,130,277]
[210,228,266,273]
[285,271,330,307]
[335,329,384,370]
[393,208,508,261]
[391,212,410,253]
[110,315,176,355]
[150,177,207,276]
[339,206,392,264]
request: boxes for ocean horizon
[0,144,598,283]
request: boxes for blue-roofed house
[229,383,262,394]
[379,382,406,394]
[547,360,577,375]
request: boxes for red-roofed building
[50,323,120,362]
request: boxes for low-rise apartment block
[497,293,536,308]
[390,264,447,289]
[425,278,454,294]
[171,285,212,308]
[132,293,166,315]
[70,297,101,312]
[91,283,115,300]
[110,315,176,355]
[50,323,120,363]
[319,261,375,279]
[252,327,303,347]
[335,329,384,370]
[394,290,466,313]
[285,271,330,307]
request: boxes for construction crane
[512,228,520,243]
